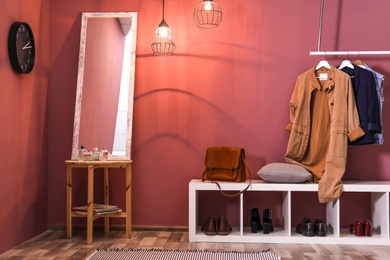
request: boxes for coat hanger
[338,52,354,69]
[353,59,364,66]
[338,59,354,69]
[315,56,330,80]
[315,53,330,70]
[315,59,330,70]
[353,55,366,68]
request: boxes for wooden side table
[65,160,132,244]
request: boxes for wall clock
[8,22,36,74]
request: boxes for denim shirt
[364,64,385,144]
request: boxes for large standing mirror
[71,12,137,160]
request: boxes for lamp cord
[162,0,165,20]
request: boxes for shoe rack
[188,179,390,245]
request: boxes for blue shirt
[363,63,385,144]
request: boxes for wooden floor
[1,228,390,259]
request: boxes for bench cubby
[189,179,390,245]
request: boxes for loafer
[300,218,315,237]
[217,216,232,236]
[201,216,217,235]
[296,217,311,234]
[314,219,327,237]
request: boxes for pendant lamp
[193,0,223,29]
[151,0,176,55]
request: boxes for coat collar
[310,66,336,92]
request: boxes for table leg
[104,167,110,233]
[87,165,94,245]
[66,165,72,238]
[126,164,132,238]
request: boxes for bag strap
[202,154,252,198]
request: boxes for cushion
[257,163,312,183]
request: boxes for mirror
[71,12,137,160]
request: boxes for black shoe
[300,218,315,237]
[263,209,274,234]
[313,219,327,237]
[296,217,311,234]
[250,208,262,233]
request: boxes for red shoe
[364,219,372,236]
[354,220,364,236]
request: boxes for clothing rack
[310,51,390,56]
[310,0,390,56]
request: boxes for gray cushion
[257,163,312,183]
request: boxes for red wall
[0,0,49,253]
[47,0,390,230]
[2,0,390,254]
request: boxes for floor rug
[86,248,281,260]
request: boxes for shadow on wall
[133,87,251,145]
[136,40,280,68]
[133,87,272,162]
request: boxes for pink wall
[1,0,389,254]
[0,0,49,253]
[47,0,390,232]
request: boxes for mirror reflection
[71,12,137,160]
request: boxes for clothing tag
[319,73,328,81]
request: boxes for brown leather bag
[202,146,252,197]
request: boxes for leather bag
[202,146,252,197]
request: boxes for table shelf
[66,160,132,244]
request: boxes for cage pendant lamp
[151,0,176,55]
[193,0,222,29]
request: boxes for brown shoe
[201,216,217,235]
[217,216,232,236]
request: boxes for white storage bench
[188,179,390,245]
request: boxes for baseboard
[132,225,188,232]
[48,224,188,232]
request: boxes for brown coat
[285,66,365,203]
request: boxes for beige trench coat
[285,66,365,203]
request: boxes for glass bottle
[77,145,85,161]
[83,147,92,161]
[92,147,100,161]
[100,147,109,161]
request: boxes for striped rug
[86,248,280,260]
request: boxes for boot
[263,209,274,234]
[250,208,262,233]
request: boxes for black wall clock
[8,22,36,74]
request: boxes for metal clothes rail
[310,51,390,56]
[310,0,390,56]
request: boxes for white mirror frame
[71,12,137,160]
